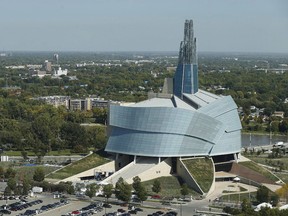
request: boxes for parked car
[103,203,112,208]
[151,195,161,199]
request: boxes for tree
[180,183,189,197]
[115,177,132,203]
[152,179,161,194]
[58,181,75,195]
[7,177,17,191]
[132,176,147,202]
[276,183,288,202]
[4,186,12,196]
[75,182,85,194]
[22,178,31,195]
[241,198,253,213]
[92,107,108,124]
[5,167,16,179]
[33,167,45,182]
[103,184,113,202]
[60,122,87,150]
[132,176,141,192]
[136,185,147,202]
[256,186,269,203]
[85,183,99,199]
[21,150,29,160]
[0,166,5,179]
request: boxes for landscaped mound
[233,161,279,183]
[46,153,108,180]
[182,157,214,193]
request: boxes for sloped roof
[129,89,221,111]
[183,89,221,108]
[129,95,196,111]
[130,97,175,108]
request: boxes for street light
[270,121,273,146]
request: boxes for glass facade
[105,20,242,158]
[105,95,242,157]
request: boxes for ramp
[101,157,159,185]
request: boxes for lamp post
[270,121,273,146]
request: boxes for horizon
[0,0,287,54]
[2,50,288,55]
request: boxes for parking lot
[0,193,178,216]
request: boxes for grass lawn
[239,161,279,182]
[182,158,214,193]
[142,176,199,198]
[46,152,109,180]
[3,149,85,157]
[246,155,288,170]
[220,192,257,203]
[15,165,59,181]
[272,173,288,184]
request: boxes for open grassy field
[182,158,214,193]
[46,153,109,180]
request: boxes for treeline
[0,93,107,156]
[0,63,171,102]
[199,70,288,116]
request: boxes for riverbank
[242,133,288,147]
[242,131,288,136]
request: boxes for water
[241,133,288,147]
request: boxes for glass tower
[173,20,198,98]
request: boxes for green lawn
[46,153,109,180]
[15,165,59,181]
[220,192,257,203]
[142,176,199,198]
[246,155,288,170]
[182,158,214,193]
[239,161,279,182]
[3,149,86,157]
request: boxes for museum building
[103,20,242,194]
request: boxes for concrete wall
[205,157,216,197]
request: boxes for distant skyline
[0,0,287,53]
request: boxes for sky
[0,0,287,53]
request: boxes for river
[241,133,288,147]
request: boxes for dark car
[134,208,143,212]
[103,203,112,208]
[128,210,137,214]
[166,211,177,216]
[0,209,11,214]
[23,209,37,216]
[118,208,126,213]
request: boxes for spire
[174,19,198,97]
